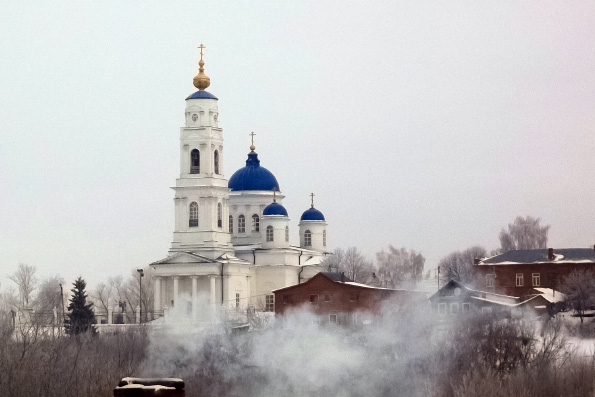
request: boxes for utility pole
[137,269,144,323]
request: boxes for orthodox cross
[250,131,256,146]
[310,192,315,208]
[198,44,205,60]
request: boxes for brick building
[473,247,595,298]
[273,272,426,326]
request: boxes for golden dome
[193,44,210,91]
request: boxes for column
[154,276,162,314]
[191,276,198,322]
[108,306,113,325]
[173,276,179,307]
[209,275,216,316]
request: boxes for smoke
[140,299,441,396]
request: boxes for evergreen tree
[66,277,96,335]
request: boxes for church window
[304,230,312,246]
[189,202,198,227]
[229,215,233,233]
[285,226,289,242]
[252,214,260,232]
[217,203,222,228]
[214,150,219,174]
[266,225,274,242]
[323,229,326,246]
[238,215,246,233]
[265,295,274,312]
[190,149,200,174]
[235,293,240,309]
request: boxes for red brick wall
[473,262,595,297]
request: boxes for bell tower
[170,45,234,258]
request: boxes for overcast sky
[1,1,595,289]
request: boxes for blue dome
[263,202,288,216]
[228,152,280,192]
[186,91,218,100]
[300,207,325,221]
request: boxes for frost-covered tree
[8,263,37,308]
[376,245,425,288]
[499,216,550,253]
[438,246,487,284]
[66,277,96,335]
[320,247,373,283]
[321,248,345,273]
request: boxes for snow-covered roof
[531,288,566,303]
[478,248,595,266]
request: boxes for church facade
[150,48,328,319]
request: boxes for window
[323,229,326,247]
[352,313,361,325]
[304,230,312,246]
[252,214,260,232]
[229,215,233,233]
[285,226,289,242]
[235,293,240,309]
[324,294,330,302]
[266,225,274,242]
[329,314,337,325]
[265,295,274,312]
[462,303,471,313]
[282,294,293,304]
[349,292,359,302]
[190,149,200,174]
[189,202,198,227]
[217,203,222,228]
[214,150,219,174]
[450,303,459,315]
[238,215,245,233]
[486,274,495,288]
[532,273,540,287]
[438,302,447,315]
[516,273,524,287]
[310,294,318,304]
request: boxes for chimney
[341,272,345,283]
[548,248,554,261]
[474,258,481,265]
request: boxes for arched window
[266,225,274,242]
[238,215,246,233]
[189,202,198,227]
[229,215,233,233]
[190,149,200,174]
[323,229,326,246]
[304,230,312,246]
[214,150,219,174]
[252,214,260,232]
[217,203,222,228]
[285,226,289,242]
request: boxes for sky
[1,1,595,289]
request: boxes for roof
[185,90,218,100]
[479,248,595,265]
[273,272,406,293]
[528,288,566,303]
[228,152,280,192]
[300,207,325,221]
[263,202,288,216]
[151,251,249,266]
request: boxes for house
[273,272,426,326]
[429,280,519,319]
[473,247,595,298]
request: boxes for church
[150,47,329,319]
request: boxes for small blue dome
[186,91,218,100]
[300,207,325,221]
[263,202,288,216]
[228,152,280,192]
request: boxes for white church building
[150,47,328,319]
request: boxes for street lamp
[137,269,144,323]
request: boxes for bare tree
[438,246,487,284]
[34,275,65,325]
[376,245,425,288]
[9,263,37,308]
[321,248,345,273]
[499,216,550,253]
[560,269,595,323]
[342,247,374,283]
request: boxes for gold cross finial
[310,192,315,208]
[273,188,277,203]
[249,131,256,151]
[193,44,210,90]
[198,44,205,61]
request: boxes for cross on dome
[193,43,210,91]
[310,192,315,208]
[249,131,256,152]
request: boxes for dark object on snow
[114,378,185,396]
